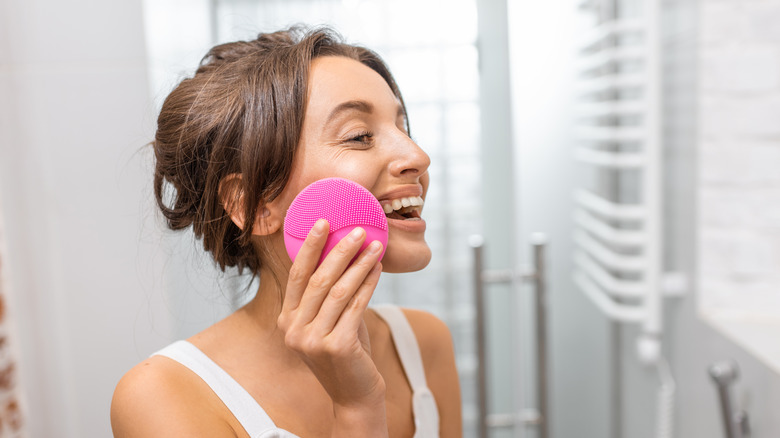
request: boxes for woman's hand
[277,219,388,436]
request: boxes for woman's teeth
[382,196,424,216]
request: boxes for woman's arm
[404,308,464,438]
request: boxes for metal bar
[470,235,489,438]
[471,234,550,437]
[208,0,219,45]
[575,100,645,118]
[574,189,646,222]
[482,267,536,284]
[579,19,645,52]
[486,410,541,427]
[575,126,645,143]
[575,73,645,95]
[481,269,515,284]
[574,272,646,322]
[577,46,645,73]
[574,209,646,247]
[708,361,746,438]
[573,230,647,273]
[574,147,646,169]
[531,234,549,438]
[469,238,549,438]
[574,251,647,298]
[641,0,663,348]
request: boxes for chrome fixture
[471,234,548,438]
[709,361,750,438]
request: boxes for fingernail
[366,240,382,254]
[312,219,327,235]
[348,227,365,241]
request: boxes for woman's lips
[386,216,426,233]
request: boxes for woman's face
[281,56,432,273]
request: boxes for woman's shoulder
[368,305,455,371]
[398,307,453,351]
[111,352,240,437]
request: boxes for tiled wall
[698,0,780,318]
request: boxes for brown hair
[152,26,408,275]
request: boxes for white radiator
[572,0,678,364]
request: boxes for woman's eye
[348,132,373,145]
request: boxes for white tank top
[152,304,440,437]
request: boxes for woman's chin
[380,243,432,273]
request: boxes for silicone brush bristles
[283,177,389,265]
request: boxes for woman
[111,26,462,437]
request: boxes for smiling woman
[111,26,462,437]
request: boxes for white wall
[0,0,176,436]
[697,0,780,372]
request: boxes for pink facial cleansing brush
[283,177,388,266]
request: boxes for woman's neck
[240,263,289,330]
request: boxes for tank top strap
[152,340,296,438]
[372,304,440,437]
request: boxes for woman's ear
[218,174,283,236]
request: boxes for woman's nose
[389,135,431,178]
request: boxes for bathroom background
[1,0,779,437]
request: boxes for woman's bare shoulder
[111,354,238,437]
[399,307,453,350]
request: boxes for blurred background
[1,0,780,437]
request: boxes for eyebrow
[324,99,406,126]
[325,100,374,126]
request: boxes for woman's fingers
[330,260,382,337]
[309,243,383,333]
[282,219,330,314]
[281,222,381,332]
[290,226,367,321]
